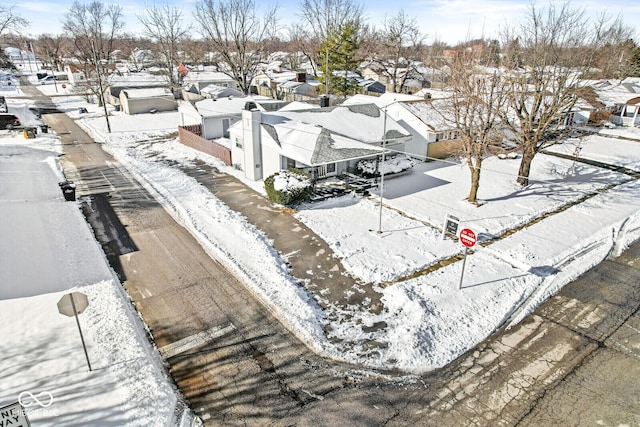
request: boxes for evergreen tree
[318,21,362,96]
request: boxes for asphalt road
[28,81,640,426]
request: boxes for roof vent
[244,101,257,111]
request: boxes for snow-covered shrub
[264,169,313,206]
[357,154,416,177]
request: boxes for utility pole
[325,48,329,96]
[91,41,111,133]
[377,106,388,233]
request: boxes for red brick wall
[178,126,232,166]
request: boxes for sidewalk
[179,159,385,313]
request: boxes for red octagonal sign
[459,228,477,248]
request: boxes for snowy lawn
[44,81,640,373]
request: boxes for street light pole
[377,106,388,234]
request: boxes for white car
[39,75,67,85]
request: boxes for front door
[316,163,336,178]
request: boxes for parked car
[0,113,21,129]
[39,74,67,85]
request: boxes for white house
[119,87,177,115]
[178,96,269,139]
[182,70,239,92]
[612,96,640,127]
[341,93,460,159]
[230,103,412,181]
[105,72,169,106]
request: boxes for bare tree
[193,0,278,94]
[287,24,319,76]
[180,37,209,66]
[298,0,365,81]
[63,0,124,131]
[299,0,364,42]
[500,2,628,186]
[440,44,506,203]
[138,3,191,90]
[0,4,28,35]
[114,34,154,72]
[590,14,636,79]
[36,35,67,71]
[373,10,424,93]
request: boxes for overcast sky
[14,0,639,46]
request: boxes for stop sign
[459,228,477,248]
[57,292,89,317]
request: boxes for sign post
[458,228,477,289]
[57,292,91,371]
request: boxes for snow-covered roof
[262,103,412,144]
[108,72,167,88]
[200,84,243,98]
[183,71,236,83]
[278,101,320,111]
[590,79,640,106]
[399,99,455,131]
[263,120,385,166]
[194,96,265,117]
[278,80,310,90]
[121,87,173,99]
[342,92,424,108]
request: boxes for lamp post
[377,105,388,234]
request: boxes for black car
[0,113,21,129]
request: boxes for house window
[235,138,242,149]
[326,163,336,174]
[436,132,444,142]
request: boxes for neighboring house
[361,62,429,94]
[341,93,461,159]
[230,103,412,181]
[392,100,462,159]
[63,64,86,86]
[611,96,640,127]
[251,70,299,98]
[104,72,169,106]
[182,70,239,93]
[358,79,386,96]
[178,96,266,139]
[119,87,177,115]
[593,78,640,127]
[276,80,318,102]
[200,84,244,100]
[251,70,323,101]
